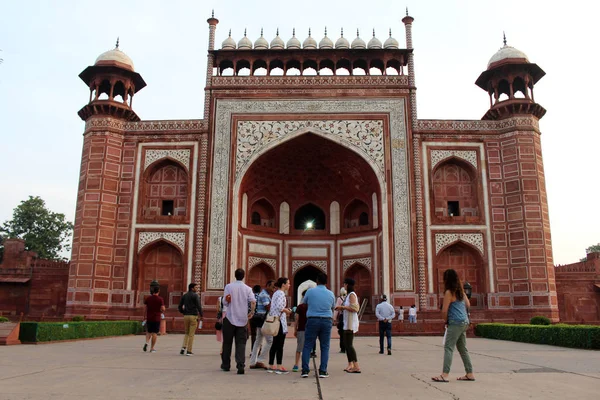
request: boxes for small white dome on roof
[303,29,317,49]
[367,30,382,49]
[270,29,285,49]
[287,28,301,49]
[254,29,269,50]
[351,29,366,49]
[222,30,236,50]
[238,29,252,49]
[487,45,529,68]
[319,28,333,49]
[95,39,135,71]
[335,29,349,49]
[383,29,399,49]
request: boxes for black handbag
[215,321,223,330]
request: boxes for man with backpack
[178,283,203,356]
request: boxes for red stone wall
[555,252,600,323]
[484,133,558,320]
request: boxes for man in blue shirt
[301,272,335,378]
[249,279,274,369]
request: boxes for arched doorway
[246,263,275,290]
[345,264,372,309]
[436,242,484,307]
[137,241,184,307]
[293,265,322,306]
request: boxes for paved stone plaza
[0,334,598,399]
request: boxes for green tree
[579,243,600,262]
[0,196,74,261]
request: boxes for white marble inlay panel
[248,243,277,256]
[342,243,371,257]
[207,99,411,291]
[279,202,290,234]
[430,150,477,170]
[248,256,277,271]
[236,120,384,177]
[292,260,328,274]
[138,232,186,254]
[292,247,328,258]
[435,233,484,255]
[342,257,372,272]
[144,149,191,171]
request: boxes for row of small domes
[222,28,400,50]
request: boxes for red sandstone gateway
[2,12,590,330]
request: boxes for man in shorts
[292,289,308,372]
[143,285,165,353]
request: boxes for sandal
[457,375,475,381]
[351,370,362,373]
[431,375,449,383]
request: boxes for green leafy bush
[71,315,85,322]
[475,323,600,349]
[530,316,551,325]
[19,321,142,343]
[0,316,9,322]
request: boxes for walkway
[0,334,598,399]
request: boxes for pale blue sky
[0,0,597,264]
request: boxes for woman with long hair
[432,269,475,382]
[267,277,292,374]
[335,277,361,373]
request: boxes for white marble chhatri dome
[487,45,529,68]
[95,41,135,71]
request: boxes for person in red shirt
[143,286,165,353]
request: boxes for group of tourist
[142,268,475,382]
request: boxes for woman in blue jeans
[432,269,476,382]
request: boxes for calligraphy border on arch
[207,99,411,291]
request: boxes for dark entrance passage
[292,265,322,306]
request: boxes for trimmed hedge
[530,315,551,325]
[19,321,142,343]
[475,323,600,349]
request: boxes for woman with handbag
[215,295,226,355]
[335,277,361,373]
[266,277,292,374]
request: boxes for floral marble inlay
[342,257,372,272]
[292,260,328,274]
[248,256,277,271]
[435,233,484,255]
[138,232,186,254]
[430,150,477,170]
[144,149,191,171]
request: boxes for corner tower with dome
[66,11,559,329]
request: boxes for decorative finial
[244,28,247,37]
[228,29,232,37]
[389,28,392,37]
[261,28,264,37]
[341,28,344,37]
[115,37,119,49]
[357,29,360,37]
[276,27,279,36]
[406,7,409,16]
[325,27,328,36]
[212,9,214,18]
[503,31,507,46]
[293,27,296,36]
[373,29,376,37]
[309,28,311,36]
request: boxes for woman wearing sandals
[336,277,361,374]
[267,277,293,375]
[432,269,476,383]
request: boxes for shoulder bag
[261,314,280,336]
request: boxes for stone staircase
[0,322,21,345]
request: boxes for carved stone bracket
[144,149,191,171]
[430,150,477,170]
[292,260,327,274]
[342,257,372,273]
[435,233,484,255]
[138,232,186,254]
[248,256,277,271]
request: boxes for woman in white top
[335,277,361,373]
[267,277,292,374]
[398,306,405,322]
